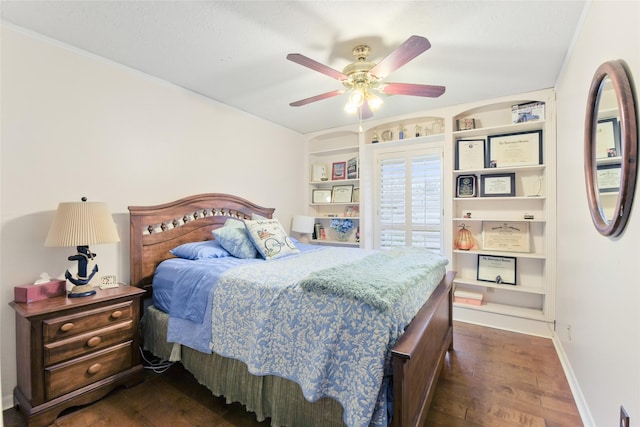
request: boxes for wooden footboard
[391,271,454,427]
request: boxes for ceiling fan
[287,35,446,119]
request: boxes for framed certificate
[595,118,621,159]
[482,221,530,253]
[477,255,517,285]
[596,163,621,192]
[331,185,354,203]
[480,173,516,197]
[487,130,542,168]
[456,175,477,198]
[455,139,486,170]
[312,189,331,204]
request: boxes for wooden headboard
[128,193,274,292]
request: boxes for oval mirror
[584,60,638,237]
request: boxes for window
[374,145,443,253]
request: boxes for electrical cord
[139,346,174,374]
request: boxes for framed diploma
[456,175,477,198]
[487,130,542,168]
[596,163,621,192]
[312,189,331,204]
[477,255,517,285]
[595,118,621,159]
[482,221,530,253]
[480,173,515,197]
[455,139,486,170]
[331,185,354,203]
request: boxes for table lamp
[45,197,120,297]
[291,215,315,243]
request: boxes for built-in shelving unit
[450,90,556,336]
[307,131,361,246]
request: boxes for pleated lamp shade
[45,200,120,247]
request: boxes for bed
[129,193,454,427]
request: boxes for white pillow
[244,219,300,260]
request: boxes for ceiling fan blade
[379,83,446,98]
[360,99,373,120]
[368,35,431,79]
[289,90,345,107]
[287,53,347,81]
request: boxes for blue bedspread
[159,244,447,427]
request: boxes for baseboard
[551,333,596,427]
[4,392,15,411]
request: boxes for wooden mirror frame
[584,60,638,237]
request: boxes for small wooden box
[14,280,66,303]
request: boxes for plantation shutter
[376,147,443,252]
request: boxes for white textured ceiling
[1,1,587,134]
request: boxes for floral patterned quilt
[209,246,447,427]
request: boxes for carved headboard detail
[128,193,274,292]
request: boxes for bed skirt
[141,305,347,427]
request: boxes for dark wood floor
[3,321,582,427]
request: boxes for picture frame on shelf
[311,164,328,182]
[487,130,543,168]
[477,255,517,285]
[344,205,359,217]
[332,162,346,180]
[331,185,354,203]
[455,139,486,171]
[347,157,359,179]
[595,118,621,159]
[456,118,476,131]
[480,173,516,197]
[482,221,530,253]
[456,175,478,198]
[596,163,622,193]
[312,189,332,204]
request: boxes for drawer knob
[110,310,123,320]
[87,336,102,348]
[87,363,102,375]
[60,322,74,332]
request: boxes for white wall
[555,1,640,425]
[0,24,305,408]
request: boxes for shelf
[453,301,545,321]
[315,216,360,220]
[454,196,546,202]
[453,278,546,294]
[309,145,358,156]
[454,164,545,175]
[453,217,546,223]
[311,202,359,206]
[452,119,546,139]
[309,178,359,186]
[453,249,546,259]
[311,239,359,246]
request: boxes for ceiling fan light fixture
[366,91,383,111]
[344,89,365,114]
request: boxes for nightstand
[9,285,146,427]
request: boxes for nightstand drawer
[45,341,133,400]
[43,301,134,343]
[44,320,134,365]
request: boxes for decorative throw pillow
[212,219,258,259]
[170,240,231,260]
[244,219,300,260]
